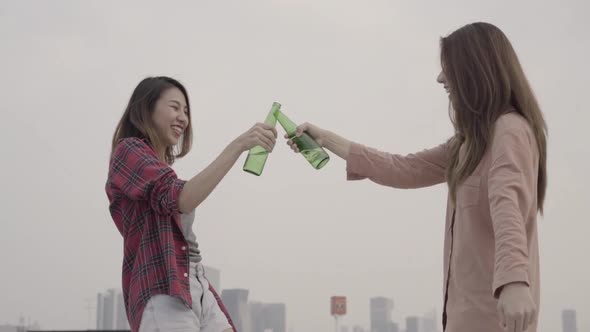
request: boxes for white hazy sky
[1,1,589,331]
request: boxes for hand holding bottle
[274,110,330,169]
[243,102,281,176]
[284,121,352,160]
[284,122,327,153]
[232,123,277,153]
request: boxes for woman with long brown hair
[106,76,277,332]
[286,22,547,332]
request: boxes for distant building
[421,309,438,332]
[97,289,129,330]
[370,297,395,332]
[249,301,286,332]
[562,309,577,332]
[221,288,251,332]
[406,316,420,332]
[1,316,40,332]
[352,326,366,332]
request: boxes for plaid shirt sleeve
[110,137,186,216]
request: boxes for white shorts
[139,262,232,332]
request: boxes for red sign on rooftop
[330,296,347,316]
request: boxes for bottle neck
[274,110,298,136]
[264,110,277,125]
[265,103,281,125]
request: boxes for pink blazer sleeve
[488,125,538,297]
[346,139,451,188]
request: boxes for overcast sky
[1,1,589,331]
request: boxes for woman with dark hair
[286,23,547,332]
[106,76,277,332]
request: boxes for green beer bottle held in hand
[274,108,330,169]
[243,102,280,176]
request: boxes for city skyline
[0,248,586,331]
[0,306,585,332]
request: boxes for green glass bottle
[243,102,281,176]
[273,109,330,169]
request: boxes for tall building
[406,316,420,332]
[96,288,129,330]
[265,303,286,332]
[115,291,128,329]
[421,309,437,332]
[352,326,366,332]
[370,297,395,332]
[250,302,265,332]
[389,322,400,332]
[250,302,286,332]
[562,309,577,332]
[97,293,104,329]
[221,288,251,332]
[103,289,115,330]
[204,265,221,290]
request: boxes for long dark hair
[441,22,547,213]
[111,76,193,164]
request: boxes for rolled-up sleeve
[109,138,186,216]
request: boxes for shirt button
[181,246,187,251]
[184,272,188,277]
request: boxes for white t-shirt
[179,210,202,263]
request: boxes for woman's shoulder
[491,111,537,155]
[494,111,533,139]
[113,137,155,156]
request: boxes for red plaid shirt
[106,137,235,332]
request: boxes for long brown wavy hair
[111,76,193,165]
[441,22,547,213]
